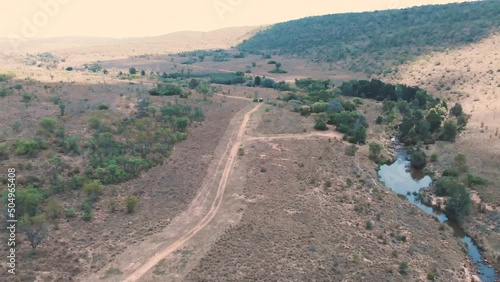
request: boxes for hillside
[238,0,500,75]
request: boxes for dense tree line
[238,1,499,73]
[340,79,466,146]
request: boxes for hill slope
[238,0,500,75]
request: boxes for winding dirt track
[124,102,262,282]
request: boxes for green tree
[445,185,471,221]
[426,109,442,132]
[441,120,457,141]
[19,214,48,250]
[129,67,137,75]
[410,150,427,169]
[254,76,261,86]
[450,103,463,117]
[140,70,146,76]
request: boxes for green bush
[97,104,109,110]
[83,180,103,200]
[40,117,57,133]
[0,143,9,160]
[430,153,438,162]
[149,83,182,96]
[345,144,358,156]
[399,261,409,275]
[15,139,44,156]
[65,208,76,218]
[369,142,383,160]
[465,173,487,187]
[442,168,459,177]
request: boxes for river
[378,139,497,282]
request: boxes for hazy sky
[1,0,472,39]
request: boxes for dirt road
[120,102,262,282]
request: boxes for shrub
[345,144,358,156]
[427,272,435,281]
[125,195,138,214]
[369,142,383,160]
[15,139,43,156]
[399,261,409,275]
[83,180,103,200]
[465,173,487,187]
[149,83,182,96]
[238,147,244,156]
[430,153,438,162]
[0,143,9,160]
[365,220,374,230]
[40,117,57,133]
[129,67,137,75]
[442,168,459,177]
[314,116,328,131]
[46,200,62,219]
[453,153,468,173]
[65,208,76,218]
[97,104,109,110]
[375,116,383,124]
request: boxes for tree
[369,142,383,160]
[450,103,463,117]
[19,214,48,250]
[16,188,44,217]
[254,76,261,86]
[140,70,146,76]
[410,149,427,169]
[445,185,471,221]
[129,67,137,75]
[188,79,200,89]
[426,109,442,132]
[441,120,457,141]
